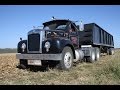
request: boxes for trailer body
[79,23,114,48]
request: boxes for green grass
[91,50,120,84]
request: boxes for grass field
[0,50,120,85]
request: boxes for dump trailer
[16,19,114,70]
[79,23,114,56]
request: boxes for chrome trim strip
[81,45,92,47]
[27,35,28,53]
[40,31,43,53]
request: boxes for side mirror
[20,37,22,41]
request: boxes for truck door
[69,23,79,49]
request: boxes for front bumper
[16,53,62,60]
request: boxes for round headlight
[45,41,50,48]
[45,41,50,52]
[21,43,26,50]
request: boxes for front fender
[17,40,27,53]
[42,38,74,54]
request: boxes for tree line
[0,48,17,53]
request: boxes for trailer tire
[59,46,73,70]
[107,49,109,55]
[109,48,114,55]
[86,48,95,63]
[19,59,28,69]
[95,47,100,61]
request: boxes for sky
[0,5,120,48]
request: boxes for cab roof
[43,19,73,26]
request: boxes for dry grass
[0,50,120,85]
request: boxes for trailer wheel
[87,48,95,63]
[107,49,109,55]
[109,48,114,55]
[95,47,100,61]
[19,59,28,69]
[59,46,73,70]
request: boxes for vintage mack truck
[16,19,114,70]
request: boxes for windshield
[43,22,68,30]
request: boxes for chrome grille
[28,34,40,51]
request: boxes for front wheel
[59,46,73,70]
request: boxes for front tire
[59,46,73,70]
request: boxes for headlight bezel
[44,41,51,52]
[21,43,26,52]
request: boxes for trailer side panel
[79,23,114,48]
